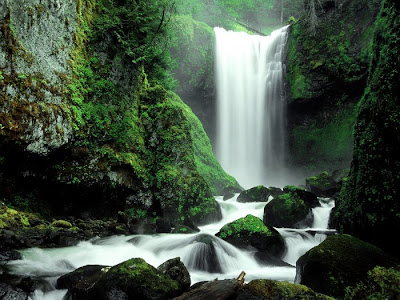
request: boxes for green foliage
[290,105,357,172]
[344,266,400,300]
[335,0,400,255]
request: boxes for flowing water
[6,196,335,300]
[215,26,289,188]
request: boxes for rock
[171,225,198,234]
[236,279,333,300]
[216,215,285,258]
[0,248,22,262]
[51,220,73,229]
[267,187,284,199]
[222,185,243,200]
[237,186,270,203]
[173,279,241,300]
[305,171,339,197]
[0,282,28,300]
[282,186,320,208]
[263,191,311,228]
[157,258,191,294]
[89,258,182,300]
[185,234,223,273]
[295,234,399,298]
[57,265,109,300]
[254,252,293,267]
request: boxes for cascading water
[6,195,335,300]
[215,26,289,188]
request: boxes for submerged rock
[216,215,285,258]
[0,282,28,300]
[237,186,270,203]
[296,234,399,298]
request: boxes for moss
[306,171,334,189]
[334,0,400,256]
[241,279,334,300]
[51,220,73,228]
[218,215,273,239]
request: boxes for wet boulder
[216,215,285,258]
[157,258,191,294]
[237,186,270,203]
[89,258,182,300]
[236,279,333,300]
[263,191,310,228]
[268,187,284,199]
[305,171,339,198]
[0,282,28,300]
[282,186,320,208]
[57,265,109,299]
[295,234,399,298]
[222,185,243,200]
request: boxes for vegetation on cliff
[334,0,400,257]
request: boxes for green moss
[306,171,334,189]
[218,215,273,239]
[51,220,73,228]
[290,105,357,172]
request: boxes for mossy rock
[89,258,182,299]
[296,234,399,298]
[157,257,191,294]
[237,186,270,203]
[237,279,334,300]
[51,220,73,229]
[0,204,36,229]
[305,171,339,197]
[263,192,310,228]
[216,215,285,256]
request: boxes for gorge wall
[0,0,239,230]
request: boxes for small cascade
[5,196,335,300]
[276,198,336,266]
[214,26,289,188]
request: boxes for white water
[5,196,335,300]
[215,26,289,188]
[276,198,336,266]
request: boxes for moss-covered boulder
[157,258,191,293]
[51,220,73,229]
[216,215,285,258]
[305,171,339,197]
[334,0,400,258]
[263,186,318,228]
[89,258,184,300]
[237,279,334,300]
[295,234,399,298]
[237,186,270,203]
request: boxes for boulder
[222,185,243,200]
[216,215,285,258]
[0,282,28,300]
[157,258,191,294]
[263,192,310,228]
[267,187,284,199]
[237,186,270,203]
[89,258,182,300]
[57,265,109,299]
[236,279,333,300]
[295,234,399,298]
[282,186,320,208]
[305,172,339,197]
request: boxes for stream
[6,194,335,300]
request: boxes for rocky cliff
[0,0,239,230]
[333,0,400,257]
[286,0,380,173]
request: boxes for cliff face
[286,0,380,173]
[0,0,238,229]
[334,0,400,256]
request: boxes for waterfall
[214,26,289,188]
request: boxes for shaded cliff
[286,0,380,173]
[0,0,239,229]
[334,0,400,257]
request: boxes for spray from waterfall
[214,26,289,188]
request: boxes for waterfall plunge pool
[5,196,335,300]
